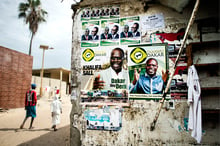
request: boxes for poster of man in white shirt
[81,46,129,105]
[92,47,128,91]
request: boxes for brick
[0,46,33,109]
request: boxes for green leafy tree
[18,0,47,55]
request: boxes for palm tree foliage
[18,0,48,55]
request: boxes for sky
[0,0,75,70]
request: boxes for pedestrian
[20,83,37,129]
[54,86,60,99]
[51,94,62,131]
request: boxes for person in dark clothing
[131,22,140,37]
[101,27,112,39]
[110,8,116,15]
[100,9,105,16]
[91,27,99,40]
[111,25,119,39]
[20,84,37,129]
[81,28,92,41]
[115,7,120,15]
[120,25,133,38]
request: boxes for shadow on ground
[18,125,70,146]
[0,128,52,132]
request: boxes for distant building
[32,68,71,98]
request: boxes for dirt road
[0,95,72,146]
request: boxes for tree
[18,0,47,56]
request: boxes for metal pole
[40,49,45,97]
[150,0,200,131]
[59,69,63,98]
[39,45,50,97]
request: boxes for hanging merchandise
[187,65,202,143]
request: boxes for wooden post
[150,0,200,131]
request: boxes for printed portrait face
[92,27,98,36]
[131,23,138,33]
[104,27,109,34]
[124,25,129,33]
[111,25,118,35]
[146,58,158,77]
[85,29,90,35]
[110,49,123,73]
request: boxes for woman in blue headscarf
[20,84,37,129]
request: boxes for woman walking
[51,95,62,131]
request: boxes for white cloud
[0,0,73,69]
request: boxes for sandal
[29,127,34,129]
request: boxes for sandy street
[0,95,72,146]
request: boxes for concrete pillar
[59,69,63,98]
[70,6,81,146]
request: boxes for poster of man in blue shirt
[128,44,169,99]
[130,58,168,94]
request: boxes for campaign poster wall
[120,16,141,45]
[79,5,188,101]
[81,46,129,106]
[84,107,122,131]
[128,43,169,99]
[100,19,120,46]
[81,21,100,47]
[80,6,120,21]
[81,47,108,76]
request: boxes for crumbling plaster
[70,0,218,145]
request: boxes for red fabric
[25,90,37,106]
[56,89,60,94]
[156,32,185,43]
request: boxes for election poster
[100,6,111,19]
[170,65,188,99]
[80,6,119,21]
[90,7,101,20]
[81,47,108,76]
[81,21,100,47]
[140,13,165,43]
[168,44,188,100]
[140,13,165,31]
[80,8,91,21]
[84,107,122,131]
[128,43,169,99]
[120,16,141,45]
[80,46,129,106]
[100,19,120,46]
[110,5,120,19]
